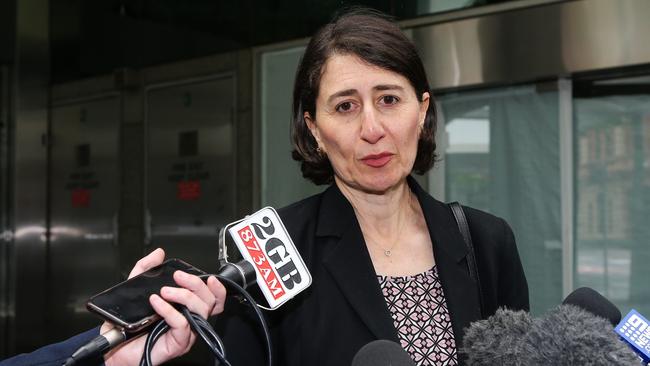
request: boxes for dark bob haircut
[291,8,437,185]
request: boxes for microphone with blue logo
[616,309,650,365]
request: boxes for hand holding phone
[87,258,207,332]
[89,248,226,366]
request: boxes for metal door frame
[0,64,11,358]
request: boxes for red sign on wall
[72,189,91,207]
[177,180,201,201]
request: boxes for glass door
[436,84,563,314]
[573,75,650,315]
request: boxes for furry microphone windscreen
[462,308,533,366]
[523,304,640,366]
[463,305,640,366]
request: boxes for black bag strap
[448,202,485,318]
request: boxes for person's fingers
[148,294,194,364]
[128,248,165,279]
[159,285,211,318]
[206,276,227,315]
[172,271,217,313]
[150,294,188,330]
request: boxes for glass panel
[438,85,562,314]
[260,47,324,207]
[574,90,650,316]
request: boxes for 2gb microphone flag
[615,309,650,363]
[228,207,312,309]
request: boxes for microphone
[563,287,649,363]
[563,287,621,326]
[71,207,312,365]
[462,308,533,365]
[351,340,416,366]
[524,304,640,365]
[225,207,312,310]
[615,309,650,364]
[463,287,641,366]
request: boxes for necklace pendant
[384,250,392,257]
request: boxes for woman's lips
[361,153,393,168]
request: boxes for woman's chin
[347,176,407,196]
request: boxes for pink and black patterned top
[377,266,458,366]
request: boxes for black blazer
[219,177,529,366]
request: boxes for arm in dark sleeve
[497,218,530,312]
[0,327,102,366]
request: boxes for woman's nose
[359,107,385,144]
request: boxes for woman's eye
[381,95,399,105]
[336,102,353,112]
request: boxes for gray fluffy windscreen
[462,305,640,366]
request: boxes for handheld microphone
[462,308,533,365]
[615,309,650,364]
[72,207,312,366]
[524,304,640,365]
[351,340,416,366]
[563,287,649,364]
[463,287,640,366]
[562,287,621,326]
[225,207,312,310]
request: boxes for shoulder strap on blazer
[448,202,485,318]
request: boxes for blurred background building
[1,0,649,362]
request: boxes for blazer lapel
[313,178,482,345]
[408,177,482,343]
[317,185,399,342]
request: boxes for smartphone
[87,258,206,333]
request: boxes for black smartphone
[87,258,206,333]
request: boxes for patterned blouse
[377,266,458,366]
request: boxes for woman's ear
[419,92,430,129]
[305,112,323,149]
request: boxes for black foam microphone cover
[351,340,416,366]
[562,287,621,326]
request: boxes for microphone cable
[138,273,272,366]
[64,267,272,366]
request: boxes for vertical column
[12,0,50,353]
[0,65,11,358]
[558,78,574,298]
[118,74,146,278]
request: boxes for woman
[221,8,529,366]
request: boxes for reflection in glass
[439,86,562,314]
[445,112,490,212]
[574,93,650,315]
[260,47,324,208]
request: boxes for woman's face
[306,54,430,194]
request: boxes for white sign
[227,207,311,309]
